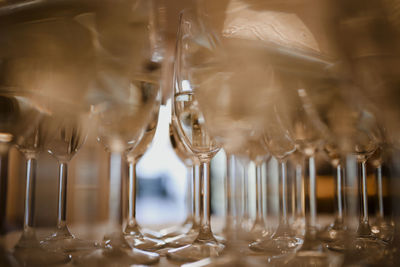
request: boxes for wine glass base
[343,236,388,265]
[141,228,164,239]
[125,235,165,251]
[286,250,342,267]
[41,235,98,253]
[165,229,198,248]
[74,246,160,266]
[159,221,193,238]
[13,245,71,266]
[318,224,347,252]
[182,254,266,267]
[371,221,395,243]
[249,236,302,257]
[167,240,224,262]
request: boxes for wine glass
[330,98,388,265]
[272,53,340,266]
[10,91,71,266]
[369,146,395,243]
[166,9,223,263]
[40,102,97,254]
[247,141,271,242]
[161,123,200,249]
[318,141,347,251]
[75,0,163,265]
[123,100,165,252]
[250,104,302,257]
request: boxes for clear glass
[250,105,302,258]
[369,148,395,243]
[41,112,97,254]
[123,106,165,252]
[248,161,271,241]
[166,10,222,263]
[14,126,71,265]
[318,144,347,251]
[75,0,163,264]
[158,123,197,239]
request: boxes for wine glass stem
[24,157,37,230]
[127,160,137,227]
[307,156,317,228]
[376,165,384,219]
[242,162,249,223]
[194,164,201,227]
[279,161,288,226]
[0,147,9,235]
[254,163,263,224]
[335,164,344,223]
[225,154,233,231]
[359,160,369,226]
[197,160,213,240]
[296,163,305,217]
[185,165,193,221]
[56,162,70,230]
[107,152,124,233]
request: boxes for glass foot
[125,235,165,251]
[14,245,71,266]
[182,254,266,267]
[159,219,193,238]
[165,229,198,248]
[74,246,160,267]
[371,220,395,243]
[286,250,342,267]
[13,228,71,266]
[343,236,388,265]
[248,221,271,242]
[318,223,347,252]
[250,235,302,256]
[141,228,164,239]
[167,240,224,262]
[41,228,98,253]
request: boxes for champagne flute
[123,101,165,251]
[166,10,223,263]
[40,103,97,254]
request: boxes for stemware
[250,105,302,257]
[10,92,71,266]
[162,123,199,248]
[123,102,165,251]
[247,142,271,242]
[40,103,96,254]
[323,86,388,265]
[75,0,163,265]
[166,10,223,263]
[369,147,395,243]
[318,141,347,251]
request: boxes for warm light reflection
[222,0,320,52]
